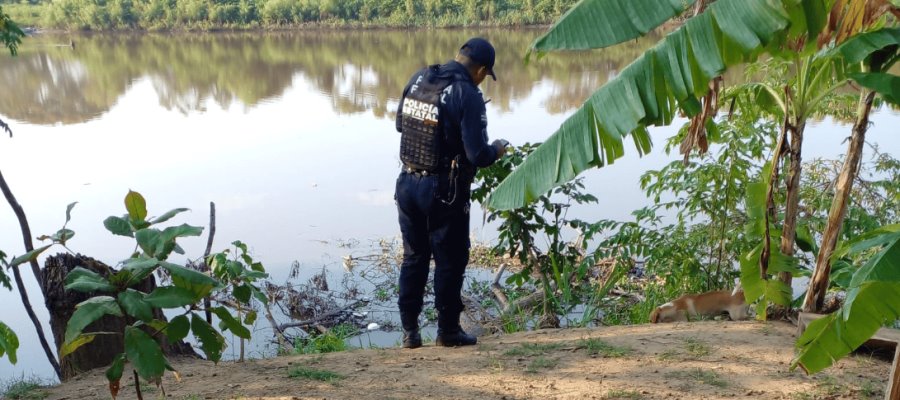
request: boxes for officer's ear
[476,66,488,80]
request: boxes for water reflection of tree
[0,29,664,125]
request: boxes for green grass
[859,379,880,399]
[287,366,344,383]
[139,381,156,393]
[525,356,558,373]
[812,375,851,397]
[1,376,47,400]
[603,389,644,399]
[601,282,669,325]
[789,376,859,400]
[483,355,505,371]
[500,310,530,334]
[294,324,357,354]
[578,338,632,357]
[657,349,681,361]
[659,338,712,361]
[683,337,712,358]
[503,342,564,357]
[665,369,728,388]
[802,377,880,400]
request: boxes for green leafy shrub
[473,143,601,326]
[15,190,268,398]
[294,323,356,354]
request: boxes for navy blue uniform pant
[395,171,470,329]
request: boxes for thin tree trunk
[714,156,735,287]
[133,370,144,400]
[803,90,875,313]
[0,169,63,379]
[202,202,216,324]
[537,269,559,329]
[778,119,806,289]
[9,253,62,379]
[0,170,43,287]
[529,248,559,329]
[761,108,791,278]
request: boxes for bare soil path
[45,321,891,400]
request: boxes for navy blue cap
[460,37,497,81]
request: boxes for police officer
[395,37,508,348]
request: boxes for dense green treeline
[0,29,666,125]
[0,0,578,30]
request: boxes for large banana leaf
[849,72,900,104]
[833,27,900,64]
[740,243,796,318]
[833,27,900,110]
[487,0,792,211]
[529,0,697,56]
[739,170,800,318]
[792,228,900,374]
[832,224,900,259]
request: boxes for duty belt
[404,166,435,177]
[403,164,450,176]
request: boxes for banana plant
[726,2,899,295]
[486,0,828,210]
[804,26,900,312]
[792,224,900,374]
[738,163,807,319]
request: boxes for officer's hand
[491,139,510,159]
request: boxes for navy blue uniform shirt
[396,60,498,168]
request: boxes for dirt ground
[44,321,892,400]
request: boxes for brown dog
[649,290,748,323]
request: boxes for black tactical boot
[435,311,476,347]
[402,329,422,349]
[435,327,477,347]
[400,312,421,349]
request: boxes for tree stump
[42,253,196,381]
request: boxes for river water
[1,29,897,382]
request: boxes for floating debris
[343,255,355,272]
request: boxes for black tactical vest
[399,65,454,172]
